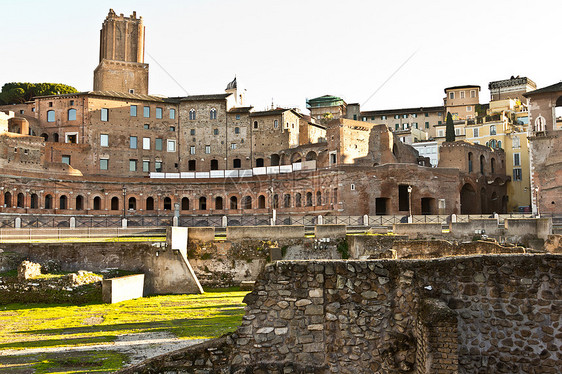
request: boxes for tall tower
[93,9,149,95]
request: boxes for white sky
[1,0,560,112]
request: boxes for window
[62,155,70,165]
[205,145,211,154]
[425,113,429,117]
[467,106,472,112]
[156,107,163,119]
[213,128,219,135]
[100,134,109,147]
[130,136,137,149]
[235,127,240,134]
[413,122,418,129]
[425,122,429,129]
[512,136,520,148]
[513,153,521,166]
[438,112,442,117]
[190,146,196,154]
[402,114,408,119]
[47,110,55,122]
[210,108,217,119]
[394,114,400,119]
[143,137,150,150]
[395,123,399,130]
[169,126,175,132]
[235,114,240,120]
[438,121,442,125]
[412,113,417,118]
[143,106,150,117]
[490,125,496,135]
[381,115,387,120]
[129,159,137,171]
[190,129,195,136]
[449,92,454,100]
[473,128,479,137]
[130,105,137,117]
[100,108,109,122]
[167,140,176,152]
[468,152,473,172]
[155,138,163,151]
[455,128,460,135]
[100,158,108,170]
[155,161,162,172]
[274,120,278,129]
[231,143,237,150]
[69,100,74,106]
[49,102,53,107]
[211,159,218,170]
[144,124,150,130]
[189,109,196,120]
[460,91,465,99]
[438,130,444,137]
[68,109,76,121]
[353,114,357,120]
[65,133,77,143]
[470,90,476,98]
[143,160,150,172]
[169,108,176,119]
[254,121,258,129]
[233,158,241,168]
[513,168,522,181]
[188,160,196,170]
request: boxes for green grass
[0,289,248,373]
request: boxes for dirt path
[0,331,207,366]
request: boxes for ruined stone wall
[119,254,561,374]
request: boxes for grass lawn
[0,288,248,373]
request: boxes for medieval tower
[93,9,149,94]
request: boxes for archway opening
[111,197,119,210]
[215,196,223,210]
[181,197,189,210]
[146,197,154,211]
[163,197,172,210]
[230,196,238,210]
[93,196,100,210]
[76,195,84,210]
[128,197,136,210]
[460,183,477,214]
[258,195,266,209]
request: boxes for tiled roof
[523,82,562,97]
[361,106,445,116]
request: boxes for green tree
[0,83,78,105]
[445,112,455,142]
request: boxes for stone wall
[118,254,562,374]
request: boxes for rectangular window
[130,136,137,149]
[100,158,108,170]
[473,128,479,137]
[235,114,240,120]
[143,137,150,150]
[155,138,163,151]
[213,128,219,135]
[413,122,418,129]
[438,112,442,117]
[425,122,429,129]
[455,128,460,135]
[425,113,429,117]
[156,107,163,119]
[402,114,408,118]
[144,124,150,130]
[412,113,417,118]
[169,108,176,119]
[205,145,211,154]
[449,92,454,100]
[100,134,109,147]
[169,126,175,132]
[101,108,109,122]
[143,106,150,118]
[190,129,195,135]
[395,123,399,130]
[470,90,476,98]
[381,115,387,120]
[513,168,522,181]
[129,159,137,172]
[438,130,444,137]
[231,143,237,150]
[167,140,176,152]
[190,146,196,154]
[513,153,521,166]
[460,91,465,99]
[155,161,162,172]
[467,106,472,112]
[130,105,137,117]
[490,125,496,135]
[62,155,70,165]
[143,160,150,172]
[394,114,400,119]
[438,120,442,125]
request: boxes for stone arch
[111,196,119,210]
[40,133,48,141]
[199,196,207,210]
[316,191,322,206]
[306,151,317,161]
[258,195,266,209]
[480,155,485,174]
[30,193,39,209]
[76,195,84,210]
[17,192,24,208]
[242,196,252,210]
[215,196,223,210]
[59,195,68,210]
[460,183,477,214]
[290,153,302,163]
[256,158,264,167]
[230,196,238,210]
[163,197,172,210]
[271,154,280,166]
[93,196,101,210]
[128,197,136,210]
[146,197,154,210]
[3,191,12,207]
[306,192,313,206]
[295,193,302,207]
[181,197,189,210]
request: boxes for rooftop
[306,95,346,109]
[444,85,480,93]
[523,81,562,97]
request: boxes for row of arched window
[2,190,330,211]
[468,152,499,175]
[189,108,217,121]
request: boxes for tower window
[143,106,150,118]
[210,108,217,119]
[189,109,196,120]
[156,107,163,119]
[101,108,109,122]
[130,105,137,117]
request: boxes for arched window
[68,109,77,121]
[16,193,24,208]
[253,121,258,129]
[480,155,485,175]
[199,197,207,210]
[40,133,48,141]
[47,110,55,122]
[111,197,119,210]
[468,152,473,172]
[189,109,196,120]
[60,195,68,210]
[181,197,189,210]
[258,195,266,209]
[128,197,136,210]
[284,194,291,208]
[93,196,101,210]
[163,197,172,210]
[44,194,52,209]
[210,108,217,119]
[274,120,279,129]
[76,195,84,210]
[30,193,38,209]
[53,133,59,142]
[146,197,154,210]
[215,196,223,210]
[271,154,280,166]
[211,159,218,170]
[291,153,302,163]
[491,158,495,174]
[306,151,317,161]
[490,125,496,135]
[256,158,264,167]
[316,191,322,206]
[306,192,313,207]
[273,194,279,209]
[230,196,238,209]
[243,196,252,209]
[295,193,302,207]
[233,158,241,168]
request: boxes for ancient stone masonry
[118,254,562,374]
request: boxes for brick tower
[93,9,149,95]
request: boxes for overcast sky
[1,0,560,111]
